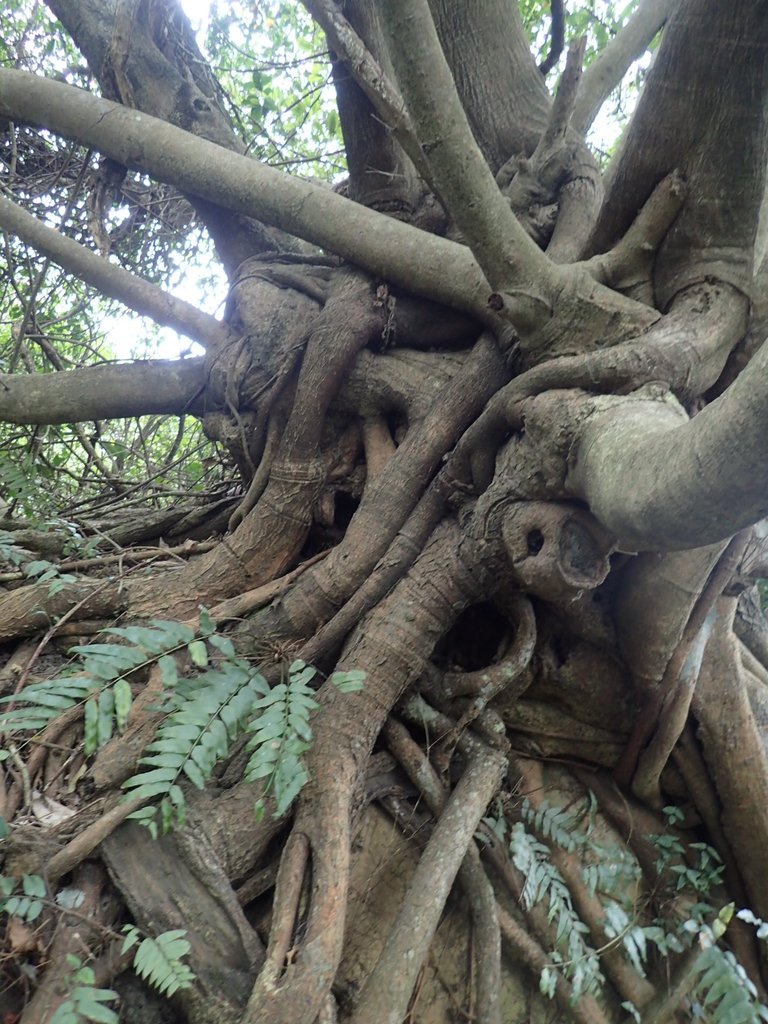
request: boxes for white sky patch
[107,258,226,360]
[179,0,211,36]
[107,315,206,361]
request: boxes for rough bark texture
[1,1,768,1023]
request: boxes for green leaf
[182,759,205,790]
[197,607,216,636]
[329,669,365,692]
[49,1001,78,1024]
[208,633,238,661]
[113,678,132,731]
[121,925,141,953]
[71,988,119,1023]
[158,655,179,689]
[22,873,46,897]
[288,661,316,686]
[83,697,99,756]
[97,687,115,747]
[122,767,175,790]
[187,640,208,668]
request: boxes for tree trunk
[1,1,768,1022]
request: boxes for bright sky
[179,0,211,34]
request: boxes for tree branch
[380,0,563,332]
[570,337,768,550]
[300,0,432,183]
[0,357,207,424]
[0,68,491,319]
[572,0,675,135]
[0,194,232,350]
[0,68,660,361]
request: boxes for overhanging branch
[570,339,768,550]
[0,357,207,424]
[0,68,490,319]
[0,195,232,351]
[572,0,675,135]
[0,69,656,351]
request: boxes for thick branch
[427,0,551,172]
[300,0,430,182]
[572,0,675,135]
[0,357,207,424]
[0,195,231,350]
[380,0,559,332]
[590,0,768,311]
[0,69,489,318]
[0,71,658,355]
[570,339,768,550]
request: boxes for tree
[1,0,768,1021]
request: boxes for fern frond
[50,958,119,1024]
[508,821,604,999]
[122,926,195,998]
[0,674,95,733]
[244,660,321,818]
[522,798,581,852]
[104,620,196,652]
[0,620,222,747]
[692,943,768,1023]
[123,661,269,831]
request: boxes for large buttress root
[245,522,486,1023]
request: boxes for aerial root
[350,747,505,1024]
[257,831,310,987]
[673,725,766,993]
[383,717,502,1024]
[428,594,536,760]
[299,484,446,667]
[628,532,750,803]
[472,784,614,1024]
[46,794,156,886]
[691,598,768,923]
[245,774,352,1024]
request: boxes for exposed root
[497,905,611,1024]
[383,717,502,1024]
[349,749,505,1024]
[19,862,119,1024]
[46,794,150,885]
